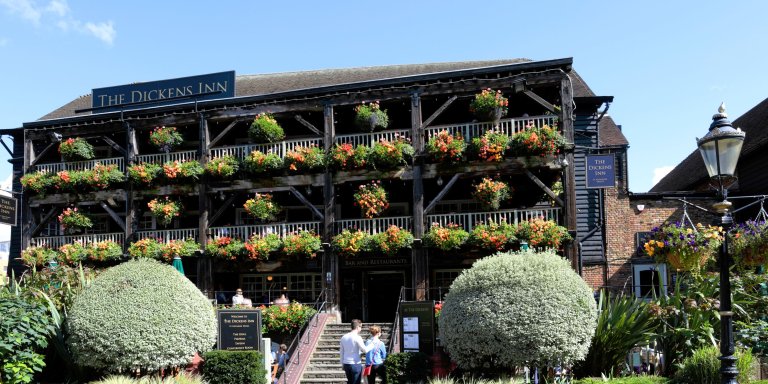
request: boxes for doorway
[365,271,405,323]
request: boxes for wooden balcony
[31,232,125,248]
[34,157,124,173]
[335,130,410,147]
[424,115,556,140]
[208,221,322,240]
[135,228,199,243]
[334,216,413,235]
[425,207,561,233]
[209,138,323,160]
[135,150,198,164]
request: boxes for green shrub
[673,345,752,384]
[249,113,285,143]
[66,259,217,374]
[202,350,267,384]
[0,290,56,384]
[573,377,669,384]
[384,352,429,384]
[369,138,414,169]
[91,373,207,383]
[440,250,597,370]
[243,150,283,175]
[574,290,657,378]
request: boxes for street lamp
[696,103,745,384]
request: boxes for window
[86,215,110,233]
[632,263,667,298]
[240,273,322,304]
[137,213,156,230]
[433,269,463,299]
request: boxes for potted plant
[58,241,88,266]
[128,238,163,259]
[244,233,281,261]
[243,193,281,222]
[516,218,572,249]
[160,238,200,262]
[509,124,566,157]
[426,130,466,163]
[249,113,285,143]
[281,230,321,258]
[86,240,124,264]
[147,197,182,227]
[472,178,512,211]
[469,130,509,162]
[149,126,184,152]
[354,181,389,218]
[730,220,768,267]
[424,223,470,251]
[470,88,509,123]
[369,137,414,169]
[59,137,95,161]
[328,143,369,171]
[469,220,517,251]
[354,101,389,131]
[205,155,240,178]
[20,246,56,268]
[643,222,722,273]
[127,162,162,186]
[284,145,325,173]
[333,229,370,257]
[243,150,283,175]
[162,160,204,183]
[369,225,414,256]
[58,207,93,234]
[205,236,246,261]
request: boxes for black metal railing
[278,288,328,384]
[388,286,406,354]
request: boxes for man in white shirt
[339,319,373,384]
[232,288,245,306]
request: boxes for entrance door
[365,271,404,323]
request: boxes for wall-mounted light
[267,275,273,281]
[436,177,444,186]
[636,204,645,212]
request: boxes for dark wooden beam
[28,142,56,169]
[424,173,462,215]
[289,187,323,220]
[99,201,126,231]
[100,136,127,156]
[524,169,563,207]
[561,76,578,271]
[30,207,59,238]
[523,90,557,114]
[0,136,13,158]
[207,193,237,228]
[421,96,457,129]
[323,104,338,307]
[294,115,322,136]
[207,119,243,150]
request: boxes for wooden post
[21,137,34,249]
[198,114,213,296]
[124,122,136,252]
[411,92,427,301]
[322,104,339,307]
[561,76,579,271]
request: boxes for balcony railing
[31,232,125,248]
[426,207,561,233]
[135,150,198,165]
[135,228,199,243]
[424,115,557,140]
[209,138,323,160]
[208,222,322,240]
[34,157,124,173]
[334,216,413,235]
[335,130,410,147]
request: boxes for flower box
[369,137,414,170]
[284,145,325,173]
[205,236,246,261]
[243,150,283,175]
[509,124,566,157]
[469,131,509,162]
[424,223,470,251]
[281,230,321,258]
[426,131,466,163]
[328,143,369,171]
[205,155,239,178]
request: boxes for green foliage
[21,165,126,196]
[355,101,389,131]
[573,377,669,384]
[205,237,247,261]
[369,138,414,169]
[58,137,95,161]
[261,302,317,337]
[205,155,240,178]
[128,238,164,259]
[0,289,56,384]
[332,228,370,257]
[20,171,54,195]
[244,233,281,261]
[90,373,207,383]
[440,250,597,369]
[673,345,752,384]
[384,352,430,384]
[162,160,204,183]
[66,259,217,373]
[573,290,657,378]
[202,350,267,384]
[281,230,321,258]
[249,113,285,143]
[20,246,57,268]
[328,143,370,170]
[424,223,470,251]
[284,145,325,173]
[149,126,184,152]
[243,150,283,175]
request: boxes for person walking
[365,325,387,384]
[340,319,374,384]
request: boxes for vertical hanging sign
[586,155,616,188]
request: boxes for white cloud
[0,0,115,45]
[652,166,675,186]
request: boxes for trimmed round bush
[66,258,217,373]
[439,249,597,370]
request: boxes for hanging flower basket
[643,222,722,273]
[149,126,184,153]
[426,130,466,163]
[354,101,389,131]
[249,113,285,143]
[354,181,389,218]
[516,218,572,249]
[147,197,182,227]
[58,207,93,234]
[243,193,281,222]
[472,178,512,211]
[424,222,470,251]
[469,88,509,122]
[59,138,95,161]
[730,220,768,267]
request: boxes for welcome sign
[92,71,235,112]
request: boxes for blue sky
[0,0,767,193]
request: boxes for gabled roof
[599,115,628,147]
[650,97,768,192]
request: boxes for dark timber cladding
[12,58,581,309]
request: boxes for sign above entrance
[92,71,235,113]
[586,154,616,188]
[341,257,409,268]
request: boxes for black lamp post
[696,103,745,384]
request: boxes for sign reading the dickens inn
[92,71,235,112]
[586,154,616,189]
[0,195,17,226]
[217,309,262,351]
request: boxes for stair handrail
[279,288,328,384]
[387,286,406,354]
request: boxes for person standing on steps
[365,325,387,384]
[340,319,374,384]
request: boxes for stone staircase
[299,322,393,384]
